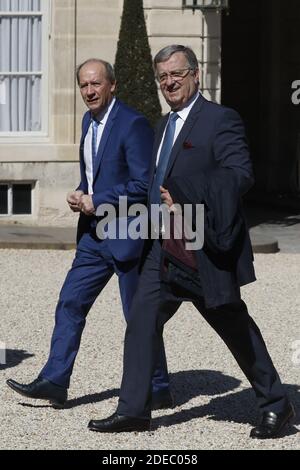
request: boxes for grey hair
[76,59,116,84]
[154,45,199,71]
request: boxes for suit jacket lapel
[148,115,169,191]
[165,94,205,177]
[149,95,206,196]
[92,100,120,182]
[78,112,92,192]
[80,112,92,154]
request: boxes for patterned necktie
[91,118,100,167]
[149,112,179,206]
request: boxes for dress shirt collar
[170,91,200,123]
[92,96,116,125]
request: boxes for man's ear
[111,81,117,93]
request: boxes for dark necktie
[149,112,179,206]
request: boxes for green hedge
[114,0,162,127]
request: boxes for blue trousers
[39,232,169,391]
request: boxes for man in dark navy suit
[88,46,295,439]
[6,59,171,410]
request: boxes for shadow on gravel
[14,371,300,438]
[153,382,300,436]
[0,349,34,370]
[170,369,241,405]
[244,203,300,229]
[65,388,120,408]
[59,369,240,409]
[17,388,120,409]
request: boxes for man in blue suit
[6,59,171,410]
[88,46,295,438]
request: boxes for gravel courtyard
[0,249,299,450]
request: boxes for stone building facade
[1,0,298,226]
[0,0,222,226]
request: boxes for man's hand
[161,185,178,210]
[160,186,174,207]
[78,194,95,215]
[67,190,84,212]
[160,186,179,213]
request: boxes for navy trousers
[39,232,169,391]
[117,240,288,418]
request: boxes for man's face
[156,52,199,111]
[78,61,116,116]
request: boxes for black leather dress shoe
[88,413,151,433]
[151,389,173,410]
[6,377,67,408]
[250,402,296,439]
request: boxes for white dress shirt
[83,97,116,194]
[154,92,200,234]
[156,92,200,165]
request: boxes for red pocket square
[183,141,194,149]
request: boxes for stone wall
[0,0,221,226]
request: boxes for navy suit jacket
[149,93,256,308]
[76,99,154,261]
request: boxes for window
[182,0,229,10]
[0,0,49,134]
[0,183,8,213]
[0,182,33,215]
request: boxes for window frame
[0,0,50,140]
[0,181,34,216]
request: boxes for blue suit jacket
[76,99,154,261]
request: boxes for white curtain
[0,0,42,131]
